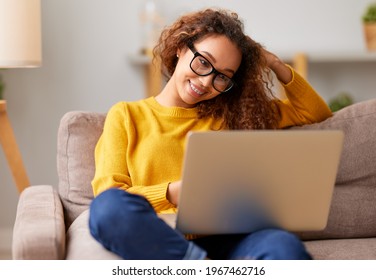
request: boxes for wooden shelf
[128,54,162,97]
[130,51,376,66]
[280,51,376,63]
[129,51,376,97]
[128,54,152,65]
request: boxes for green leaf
[363,3,376,22]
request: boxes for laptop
[159,130,344,235]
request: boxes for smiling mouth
[189,81,205,96]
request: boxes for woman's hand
[167,180,182,206]
[262,49,293,84]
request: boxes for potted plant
[363,3,376,51]
[328,92,354,112]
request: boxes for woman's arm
[92,102,176,212]
[263,49,332,127]
[263,49,292,84]
[91,102,131,197]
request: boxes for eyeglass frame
[187,44,235,93]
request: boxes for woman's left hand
[167,180,181,206]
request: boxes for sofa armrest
[12,185,66,259]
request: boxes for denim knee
[263,229,312,260]
[89,188,200,260]
[89,188,152,241]
[230,229,312,260]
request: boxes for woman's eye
[217,74,228,82]
[199,58,210,68]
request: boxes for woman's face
[172,35,242,108]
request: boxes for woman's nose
[198,74,214,88]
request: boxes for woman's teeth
[190,82,204,95]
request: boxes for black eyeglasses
[188,44,234,93]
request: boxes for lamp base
[0,100,30,193]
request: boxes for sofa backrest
[57,111,105,229]
[292,98,376,240]
[57,99,376,239]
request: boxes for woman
[89,8,332,260]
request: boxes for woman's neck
[155,78,195,109]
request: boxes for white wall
[1,0,375,245]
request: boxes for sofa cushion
[65,209,121,260]
[57,111,105,229]
[293,98,376,240]
[12,185,66,259]
[304,238,376,260]
[298,184,376,240]
[294,98,376,187]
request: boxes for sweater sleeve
[91,102,129,196]
[274,66,332,128]
[91,102,176,212]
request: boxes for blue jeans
[89,189,312,260]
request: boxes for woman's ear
[176,46,189,59]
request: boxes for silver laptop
[159,130,344,235]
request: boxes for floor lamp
[0,0,42,193]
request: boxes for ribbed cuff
[283,65,309,93]
[183,242,207,260]
[126,182,175,212]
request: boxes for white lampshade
[0,0,42,68]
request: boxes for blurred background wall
[1,0,375,250]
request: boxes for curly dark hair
[153,8,280,129]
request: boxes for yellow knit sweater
[92,69,332,215]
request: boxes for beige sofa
[12,98,376,259]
